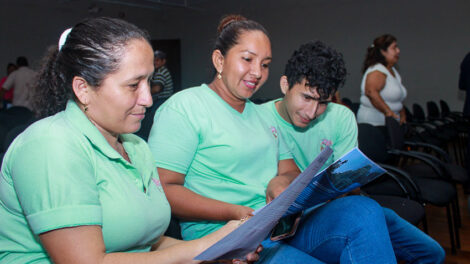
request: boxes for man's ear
[72,76,91,106]
[212,49,224,75]
[280,75,289,95]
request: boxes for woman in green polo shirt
[148,14,401,264]
[0,17,259,264]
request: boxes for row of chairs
[0,106,36,162]
[351,99,469,255]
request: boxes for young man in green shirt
[260,40,445,263]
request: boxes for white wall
[1,0,469,111]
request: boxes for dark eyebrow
[301,92,331,103]
[242,50,272,61]
[301,93,319,100]
[126,74,151,83]
[319,99,332,104]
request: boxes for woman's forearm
[366,90,395,117]
[164,184,253,221]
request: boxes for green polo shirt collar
[64,100,126,161]
[63,100,153,189]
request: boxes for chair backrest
[5,106,32,116]
[1,106,34,131]
[341,97,352,108]
[358,123,390,163]
[0,126,8,153]
[385,116,406,150]
[412,103,426,122]
[404,106,414,122]
[350,102,360,116]
[426,101,440,119]
[3,124,29,152]
[439,100,450,115]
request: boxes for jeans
[259,196,444,264]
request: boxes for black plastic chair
[4,106,34,129]
[357,124,426,227]
[341,97,352,108]
[386,116,466,238]
[387,117,467,185]
[2,124,30,153]
[403,105,444,147]
[440,99,469,120]
[358,122,460,254]
[386,116,462,253]
[413,103,461,159]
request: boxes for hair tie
[58,28,72,51]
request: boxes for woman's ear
[212,49,224,75]
[72,76,90,106]
[280,76,289,95]
[380,49,386,58]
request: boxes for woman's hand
[385,110,399,120]
[201,219,262,264]
[233,205,255,220]
[399,108,407,124]
[235,245,263,263]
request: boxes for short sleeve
[147,104,199,174]
[333,107,358,159]
[9,134,101,234]
[368,63,389,76]
[151,77,165,88]
[151,72,165,87]
[278,131,293,161]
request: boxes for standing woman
[148,15,399,263]
[356,34,407,126]
[0,17,259,264]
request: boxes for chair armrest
[404,140,451,162]
[387,149,449,181]
[378,163,421,199]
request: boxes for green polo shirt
[0,100,171,263]
[148,84,292,240]
[260,99,358,171]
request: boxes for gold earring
[217,72,222,80]
[84,105,88,112]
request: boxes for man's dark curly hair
[284,41,347,100]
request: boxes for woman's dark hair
[6,63,16,74]
[16,57,28,67]
[284,41,347,100]
[361,34,397,73]
[33,17,150,118]
[214,14,269,56]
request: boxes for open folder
[195,146,386,261]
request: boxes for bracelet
[238,216,249,226]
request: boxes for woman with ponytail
[357,34,407,126]
[0,17,260,264]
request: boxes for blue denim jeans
[259,196,444,264]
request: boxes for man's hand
[266,159,301,204]
[266,176,290,204]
